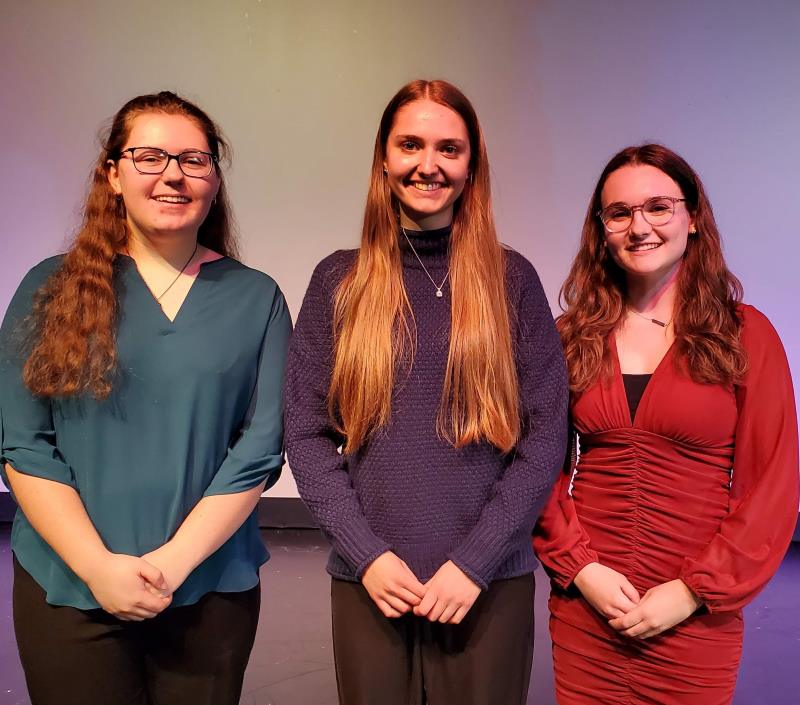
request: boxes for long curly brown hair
[22,91,239,398]
[329,79,519,454]
[559,144,746,392]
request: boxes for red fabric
[533,305,799,704]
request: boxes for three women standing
[285,79,568,705]
[0,92,291,705]
[534,144,798,705]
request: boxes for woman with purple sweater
[284,79,568,705]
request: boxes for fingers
[450,605,470,625]
[620,579,641,604]
[138,561,168,594]
[376,599,404,619]
[413,590,437,618]
[438,602,459,624]
[392,586,424,607]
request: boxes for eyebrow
[393,134,468,148]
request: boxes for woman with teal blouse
[0,92,291,705]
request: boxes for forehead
[601,164,683,205]
[389,99,469,140]
[125,112,210,151]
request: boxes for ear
[107,159,122,196]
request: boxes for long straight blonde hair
[329,80,519,454]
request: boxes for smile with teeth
[627,242,662,252]
[153,195,191,204]
[411,183,444,191]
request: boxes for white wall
[1,0,798,497]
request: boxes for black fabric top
[622,373,652,424]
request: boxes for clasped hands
[573,562,703,639]
[83,544,189,622]
[361,551,481,624]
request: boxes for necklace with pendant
[628,306,672,328]
[401,227,450,298]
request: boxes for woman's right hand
[84,553,172,621]
[573,561,640,619]
[361,551,427,618]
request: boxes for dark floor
[1,527,798,705]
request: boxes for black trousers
[13,556,260,705]
[331,573,535,705]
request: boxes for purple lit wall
[1,1,797,499]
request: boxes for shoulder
[736,303,787,356]
[501,245,548,306]
[6,255,65,313]
[209,257,284,299]
[306,249,358,297]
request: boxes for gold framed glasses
[598,196,686,233]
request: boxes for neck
[399,205,453,231]
[625,263,680,315]
[126,226,199,270]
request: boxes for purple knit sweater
[284,228,568,589]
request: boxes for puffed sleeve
[0,258,77,489]
[679,306,799,612]
[533,426,600,589]
[447,255,570,589]
[203,284,292,496]
[284,254,392,577]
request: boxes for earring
[689,225,697,234]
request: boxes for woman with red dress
[533,143,798,705]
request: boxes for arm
[677,307,798,613]
[144,286,292,591]
[0,263,168,619]
[284,257,393,576]
[446,261,569,589]
[284,257,425,615]
[5,466,170,619]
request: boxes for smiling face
[107,112,220,244]
[384,99,471,230]
[600,164,694,283]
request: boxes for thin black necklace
[401,226,450,298]
[154,242,199,301]
[628,307,672,328]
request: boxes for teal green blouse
[0,255,291,609]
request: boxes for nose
[418,147,439,176]
[161,155,186,182]
[629,207,651,236]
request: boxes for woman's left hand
[413,560,481,624]
[142,545,191,596]
[608,579,703,639]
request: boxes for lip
[152,195,192,205]
[407,181,447,196]
[626,242,662,254]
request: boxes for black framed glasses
[598,196,686,233]
[118,147,217,178]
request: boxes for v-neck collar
[610,334,675,427]
[119,254,227,326]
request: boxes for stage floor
[1,527,797,705]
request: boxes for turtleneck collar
[398,224,451,268]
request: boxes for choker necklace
[628,307,672,328]
[401,226,450,298]
[155,242,199,301]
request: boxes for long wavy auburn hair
[22,91,239,398]
[329,79,520,454]
[559,143,746,392]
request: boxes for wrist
[572,561,599,590]
[72,547,111,584]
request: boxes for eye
[441,144,459,156]
[604,205,631,221]
[400,140,419,151]
[135,149,166,164]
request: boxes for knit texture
[284,228,568,589]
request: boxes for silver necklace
[401,227,450,298]
[628,306,672,328]
[155,242,199,301]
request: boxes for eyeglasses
[118,147,217,178]
[598,196,686,233]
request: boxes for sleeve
[447,260,570,589]
[679,306,799,612]
[203,285,292,496]
[532,426,600,589]
[0,261,76,490]
[284,256,392,577]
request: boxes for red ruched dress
[534,305,799,705]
